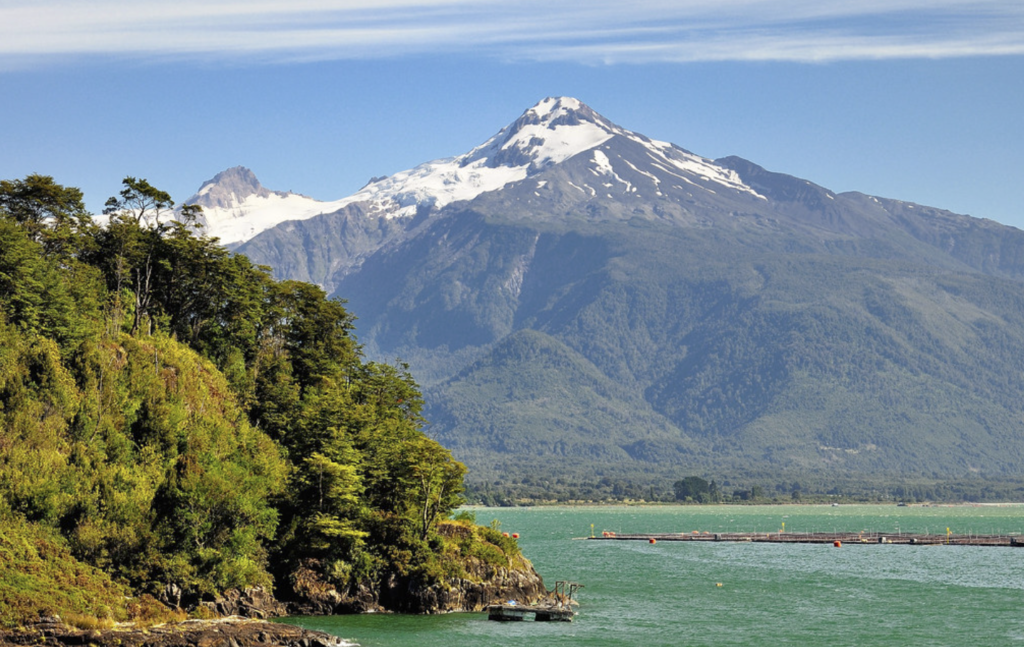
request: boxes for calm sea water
[280,505,1024,646]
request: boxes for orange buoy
[649,538,656,544]
[834,540,842,548]
[512,533,519,539]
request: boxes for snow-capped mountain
[340,96,764,216]
[219,95,1024,490]
[188,97,768,245]
[184,167,351,245]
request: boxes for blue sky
[1,1,1022,228]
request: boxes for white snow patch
[591,149,632,193]
[622,158,661,186]
[198,192,351,245]
[592,149,614,175]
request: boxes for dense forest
[0,175,520,627]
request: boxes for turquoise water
[281,505,1024,646]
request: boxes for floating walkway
[587,531,1024,547]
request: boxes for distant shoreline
[463,500,1024,508]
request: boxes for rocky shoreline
[285,557,550,615]
[0,617,350,647]
[1,559,552,647]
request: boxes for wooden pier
[587,531,1024,547]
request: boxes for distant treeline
[465,472,1024,506]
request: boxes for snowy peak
[189,166,273,209]
[507,97,612,134]
[465,96,764,202]
[481,97,616,171]
[184,167,349,246]
[336,97,625,217]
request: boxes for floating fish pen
[587,531,1024,547]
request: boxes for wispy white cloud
[1,0,1022,68]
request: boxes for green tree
[673,476,710,501]
[0,174,93,258]
[406,437,466,540]
[100,177,176,335]
[103,177,173,228]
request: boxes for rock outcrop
[378,560,549,613]
[0,617,347,647]
[199,586,289,619]
[285,556,549,615]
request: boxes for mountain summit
[190,166,271,208]
[209,98,1024,496]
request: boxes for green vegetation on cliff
[0,175,493,625]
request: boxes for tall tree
[100,178,176,335]
[0,174,93,258]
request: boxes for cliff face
[379,558,550,614]
[286,556,549,615]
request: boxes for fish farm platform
[586,531,1024,547]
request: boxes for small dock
[587,531,1024,547]
[487,604,576,622]
[487,581,582,622]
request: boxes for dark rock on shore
[0,617,348,647]
[379,559,550,614]
[285,557,549,615]
[200,586,289,619]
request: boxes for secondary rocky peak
[189,166,272,209]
